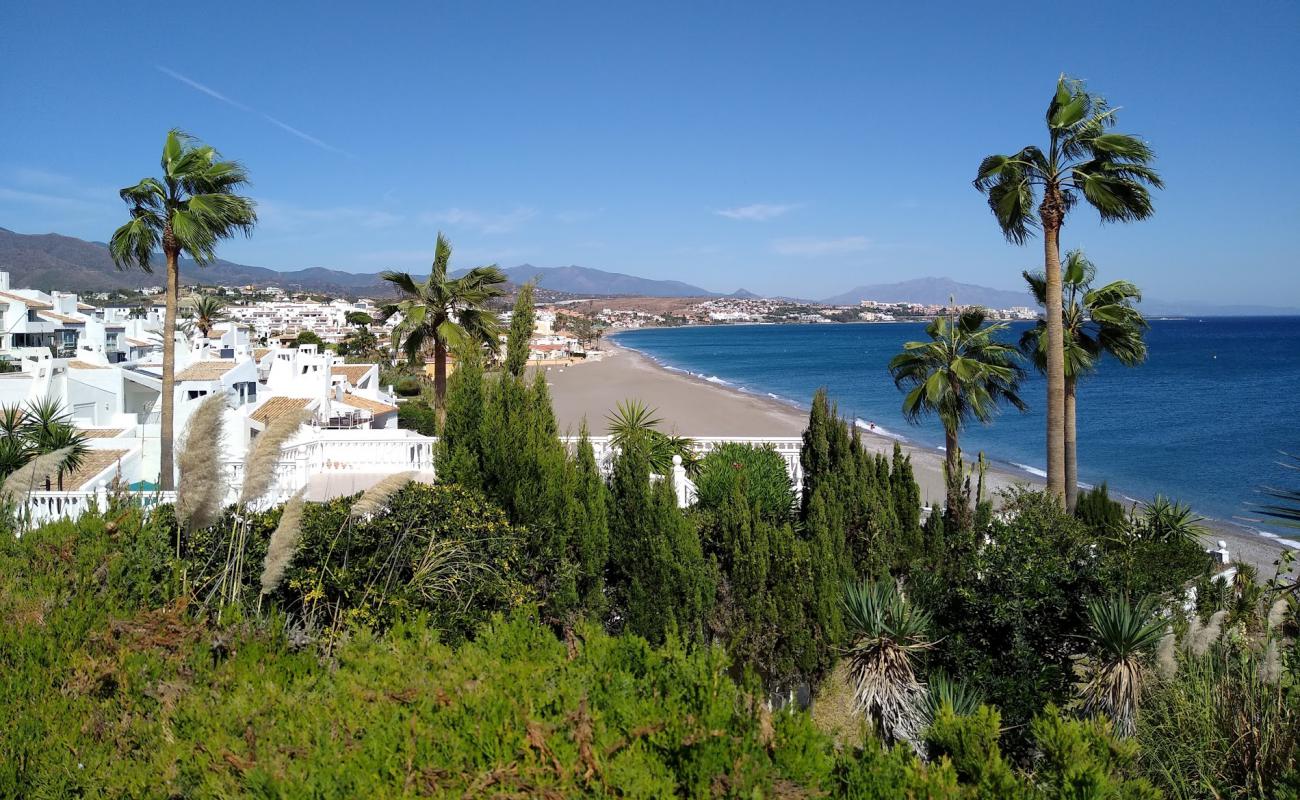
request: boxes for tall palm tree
[380,233,507,405]
[187,293,227,339]
[1079,596,1165,737]
[888,308,1025,518]
[841,580,934,750]
[109,129,257,490]
[1020,250,1148,511]
[975,76,1161,503]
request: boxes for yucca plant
[841,580,934,749]
[920,671,985,728]
[606,399,697,474]
[1140,495,1205,545]
[1078,596,1165,736]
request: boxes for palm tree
[0,404,33,480]
[1020,250,1148,511]
[186,293,227,339]
[109,129,257,490]
[21,397,88,490]
[380,233,507,405]
[888,308,1025,519]
[1079,596,1165,737]
[975,76,1161,503]
[841,580,934,749]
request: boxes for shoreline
[550,332,1293,577]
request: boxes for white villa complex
[0,272,431,520]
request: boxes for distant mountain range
[1,226,1295,315]
[822,277,1034,308]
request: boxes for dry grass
[175,394,228,531]
[1,447,73,501]
[261,490,307,595]
[810,661,865,748]
[240,409,311,507]
[348,471,416,520]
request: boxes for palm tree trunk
[944,426,961,514]
[433,339,448,406]
[1041,205,1067,504]
[159,241,179,491]
[1064,374,1078,514]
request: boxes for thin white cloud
[772,236,871,256]
[258,199,403,232]
[156,65,350,157]
[420,207,538,235]
[716,203,799,221]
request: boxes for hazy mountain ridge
[1,227,1295,314]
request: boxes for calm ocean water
[616,318,1300,538]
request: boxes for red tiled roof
[174,360,236,381]
[341,393,398,415]
[251,396,312,425]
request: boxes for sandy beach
[534,338,1292,577]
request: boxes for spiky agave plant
[1140,495,1205,544]
[841,580,934,749]
[1079,596,1165,736]
[606,399,696,474]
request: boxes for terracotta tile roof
[77,302,96,311]
[125,337,153,347]
[253,348,272,360]
[39,311,84,324]
[61,449,131,490]
[0,291,53,310]
[251,396,312,425]
[341,392,398,415]
[78,428,125,439]
[68,360,106,370]
[333,364,374,386]
[174,360,236,381]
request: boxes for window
[187,390,208,400]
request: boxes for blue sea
[615,318,1300,542]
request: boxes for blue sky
[1,1,1296,303]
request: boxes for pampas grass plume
[1261,639,1282,685]
[348,471,417,519]
[1156,631,1178,680]
[1192,610,1227,657]
[176,393,228,530]
[1,446,74,500]
[261,490,307,595]
[1267,599,1289,632]
[240,409,311,506]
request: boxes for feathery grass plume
[175,393,229,531]
[240,409,311,506]
[1192,609,1227,657]
[1156,631,1178,680]
[261,490,307,595]
[348,471,416,520]
[1261,639,1282,685]
[0,446,73,500]
[1184,615,1203,655]
[1267,599,1289,631]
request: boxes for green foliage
[607,435,713,645]
[693,442,795,522]
[1077,482,1127,533]
[505,281,536,377]
[393,375,424,397]
[606,399,697,474]
[573,426,610,617]
[0,507,1194,797]
[397,399,438,435]
[436,348,486,489]
[294,329,324,348]
[798,390,924,578]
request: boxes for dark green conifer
[504,282,535,377]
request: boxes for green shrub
[398,399,438,435]
[393,375,424,397]
[694,442,795,522]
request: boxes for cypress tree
[573,425,610,616]
[437,345,486,490]
[504,281,535,377]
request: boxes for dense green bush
[398,399,438,435]
[693,442,796,521]
[1,513,1166,797]
[393,375,424,397]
